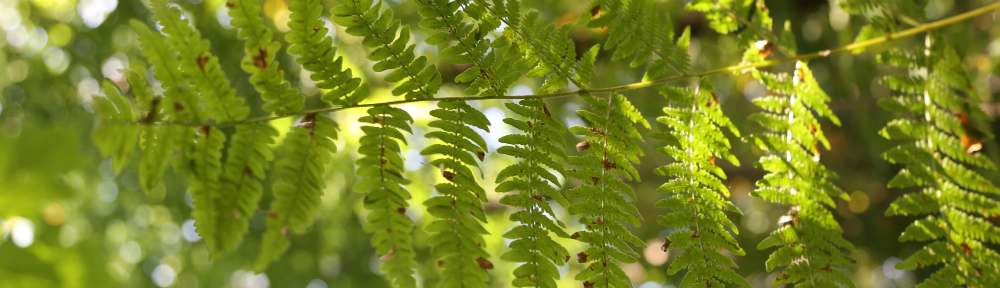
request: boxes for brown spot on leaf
[197,55,209,72]
[589,5,600,17]
[571,232,582,239]
[476,151,485,162]
[253,48,269,69]
[476,257,493,269]
[577,252,588,263]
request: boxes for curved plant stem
[154,1,1000,128]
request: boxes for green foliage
[478,0,589,92]
[91,80,140,172]
[496,99,571,288]
[651,79,748,288]
[256,114,339,271]
[582,0,691,78]
[78,0,1000,287]
[331,0,441,100]
[214,122,279,256]
[355,105,418,288]
[838,0,927,49]
[687,0,774,49]
[286,0,369,106]
[421,100,494,288]
[229,0,305,114]
[567,92,649,288]
[150,0,250,123]
[879,38,1000,288]
[744,58,857,287]
[416,0,522,97]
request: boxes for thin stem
[148,1,1000,128]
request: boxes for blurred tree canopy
[1,0,999,287]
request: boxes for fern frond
[133,18,235,258]
[150,0,250,123]
[212,122,279,256]
[256,114,339,271]
[837,1,926,51]
[496,98,570,288]
[421,100,494,288]
[286,0,369,106]
[582,0,691,78]
[129,19,205,124]
[355,105,418,288]
[686,0,774,49]
[91,79,140,172]
[127,68,174,192]
[229,0,305,114]
[184,125,227,259]
[474,0,589,92]
[331,0,441,100]
[651,79,749,288]
[417,0,522,97]
[880,37,1000,287]
[568,92,649,288]
[745,59,856,288]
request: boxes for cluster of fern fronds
[86,0,1000,287]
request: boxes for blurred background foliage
[0,0,999,287]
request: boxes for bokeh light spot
[152,264,177,287]
[643,238,669,266]
[120,240,143,263]
[44,203,66,225]
[182,219,201,242]
[9,217,34,247]
[849,191,870,213]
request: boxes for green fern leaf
[256,114,339,271]
[229,0,305,114]
[286,0,369,106]
[91,79,140,172]
[745,59,857,288]
[150,0,250,123]
[422,100,494,288]
[568,93,649,288]
[355,105,418,288]
[211,122,279,256]
[583,0,691,78]
[417,0,522,97]
[496,98,570,288]
[332,0,441,100]
[879,37,1000,287]
[652,80,749,288]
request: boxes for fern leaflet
[880,37,1000,288]
[422,99,494,288]
[651,79,749,288]
[256,114,339,271]
[354,105,419,288]
[229,0,305,114]
[568,92,649,288]
[286,0,369,106]
[496,98,571,288]
[744,54,857,287]
[331,0,442,100]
